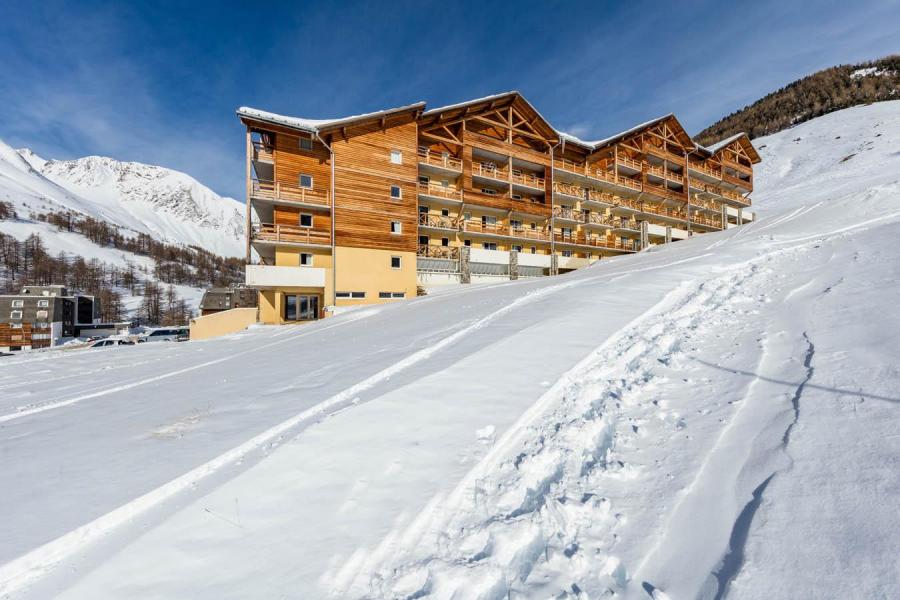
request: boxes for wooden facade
[238,92,760,316]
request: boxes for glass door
[284,294,319,321]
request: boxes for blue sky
[1,0,898,200]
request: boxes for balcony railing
[553,157,585,175]
[553,181,586,199]
[690,196,723,213]
[472,162,510,181]
[586,189,617,205]
[252,141,274,163]
[510,227,551,241]
[612,218,641,231]
[418,148,463,171]
[251,179,330,207]
[723,171,753,190]
[688,160,722,180]
[510,169,545,189]
[418,182,463,201]
[721,188,749,204]
[721,157,753,175]
[642,141,685,162]
[689,213,723,229]
[462,219,550,241]
[646,165,684,184]
[418,213,460,230]
[417,245,459,259]
[552,206,586,222]
[584,213,616,227]
[252,223,331,245]
[578,235,640,251]
[616,155,642,171]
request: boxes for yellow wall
[189,308,258,341]
[334,245,417,305]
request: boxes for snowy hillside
[1,103,898,600]
[0,139,245,257]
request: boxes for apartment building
[238,92,760,324]
[0,285,101,351]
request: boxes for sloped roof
[419,91,559,141]
[558,113,697,153]
[237,102,425,134]
[695,132,761,163]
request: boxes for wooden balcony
[510,197,551,218]
[251,179,331,208]
[689,213,724,229]
[553,157,585,175]
[611,218,641,232]
[417,245,459,259]
[615,155,642,171]
[646,165,683,183]
[552,206,586,223]
[688,160,722,180]
[577,234,639,252]
[690,196,723,214]
[642,142,685,163]
[552,181,586,199]
[723,171,753,190]
[462,219,550,241]
[418,182,463,202]
[252,224,331,246]
[252,141,274,163]
[510,226,551,241]
[472,162,510,182]
[418,213,460,230]
[418,148,463,172]
[643,181,686,202]
[721,157,753,175]
[721,188,749,205]
[583,213,616,228]
[510,169,545,190]
[585,189,617,207]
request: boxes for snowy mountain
[1,103,898,600]
[0,139,245,257]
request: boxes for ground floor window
[284,294,319,321]
[336,291,366,299]
[378,292,406,299]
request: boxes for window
[300,253,313,266]
[562,250,573,257]
[419,235,429,245]
[440,208,449,217]
[299,214,313,228]
[390,185,402,199]
[440,179,450,188]
[418,176,429,185]
[463,239,471,247]
[510,219,522,229]
[481,188,497,195]
[37,299,49,307]
[299,137,313,151]
[36,310,48,319]
[482,215,497,225]
[512,194,522,200]
[299,174,313,189]
[11,300,23,308]
[483,242,497,250]
[390,150,403,164]
[10,311,22,320]
[562,227,572,236]
[390,221,402,234]
[390,256,401,269]
[38,322,49,329]
[336,291,366,299]
[512,245,523,252]
[379,292,406,299]
[531,246,537,254]
[418,205,428,214]
[441,237,449,247]
[11,323,22,329]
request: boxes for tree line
[0,202,244,325]
[696,55,900,145]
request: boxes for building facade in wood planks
[238,92,760,324]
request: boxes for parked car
[141,327,190,343]
[88,338,134,348]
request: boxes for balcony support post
[460,246,471,284]
[509,249,518,281]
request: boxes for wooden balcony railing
[510,227,551,241]
[552,206,586,222]
[584,213,616,227]
[721,188,749,204]
[418,214,460,230]
[510,169,545,189]
[462,219,506,235]
[616,155,642,171]
[418,148,463,171]
[472,162,510,181]
[553,157,585,175]
[418,182,463,201]
[723,171,753,190]
[642,141,685,162]
[586,189,617,205]
[252,141,274,163]
[689,213,724,229]
[688,160,722,180]
[690,196,723,213]
[251,179,331,207]
[417,245,459,259]
[578,235,640,251]
[553,181,586,198]
[612,218,641,231]
[643,181,685,202]
[721,157,753,175]
[252,223,331,245]
[615,175,642,191]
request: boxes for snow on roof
[421,91,520,116]
[557,114,679,150]
[237,102,425,133]
[703,132,749,154]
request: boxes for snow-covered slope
[1,103,898,600]
[0,139,245,257]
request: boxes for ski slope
[1,103,899,599]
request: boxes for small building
[0,285,102,352]
[198,287,258,316]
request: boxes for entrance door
[284,294,320,321]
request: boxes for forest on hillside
[696,55,900,145]
[0,201,243,325]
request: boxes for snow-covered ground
[1,102,899,599]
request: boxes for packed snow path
[2,102,899,598]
